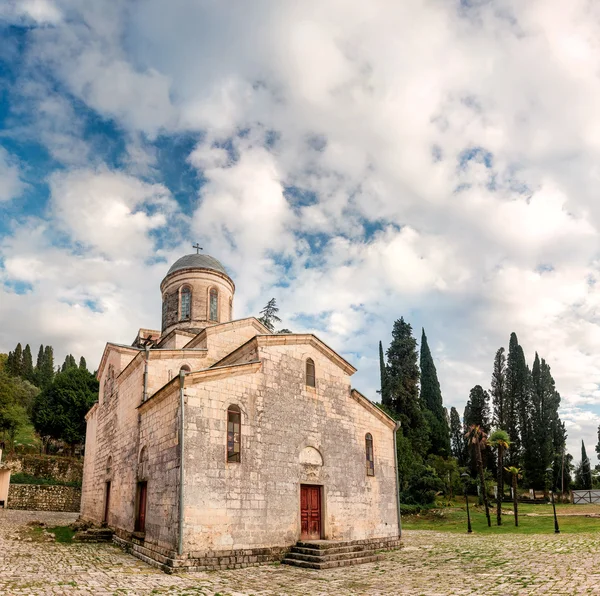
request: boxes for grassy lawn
[403,500,600,534]
[13,423,41,451]
[26,524,75,543]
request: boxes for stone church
[81,252,401,571]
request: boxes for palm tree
[466,424,491,527]
[505,466,522,527]
[489,429,510,526]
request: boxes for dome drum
[160,254,235,336]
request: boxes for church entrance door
[300,484,321,540]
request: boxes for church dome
[166,253,229,277]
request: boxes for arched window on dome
[227,405,241,463]
[209,288,219,322]
[180,286,191,321]
[365,433,374,476]
[229,297,233,321]
[306,358,316,388]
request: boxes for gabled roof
[212,333,357,375]
[183,317,272,349]
[138,360,262,412]
[350,389,397,429]
[96,342,142,381]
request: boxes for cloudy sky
[1,0,599,463]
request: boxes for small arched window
[365,433,374,476]
[209,288,219,322]
[306,358,316,388]
[229,297,233,320]
[180,365,191,373]
[227,405,241,463]
[180,286,191,320]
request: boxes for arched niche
[299,446,323,466]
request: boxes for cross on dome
[192,243,203,254]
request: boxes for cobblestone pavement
[3,510,600,595]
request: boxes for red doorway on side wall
[300,484,322,540]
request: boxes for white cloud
[0,147,25,202]
[0,0,62,25]
[4,0,600,461]
[49,168,177,259]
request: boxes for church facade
[81,253,401,571]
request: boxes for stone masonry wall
[182,341,399,554]
[8,455,83,484]
[7,484,81,512]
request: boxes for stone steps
[73,528,114,543]
[282,539,389,569]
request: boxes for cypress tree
[386,317,429,458]
[450,406,465,465]
[491,347,506,430]
[22,344,34,383]
[523,354,559,489]
[6,351,14,375]
[581,441,592,490]
[39,345,55,389]
[61,354,77,372]
[34,344,44,386]
[79,356,87,371]
[420,329,450,456]
[12,343,23,377]
[505,333,528,465]
[464,385,491,432]
[379,341,389,407]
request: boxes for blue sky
[1,0,600,463]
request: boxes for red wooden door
[300,485,321,540]
[135,482,147,532]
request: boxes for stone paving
[3,510,600,595]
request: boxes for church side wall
[137,389,180,552]
[82,346,182,554]
[80,406,98,518]
[182,345,398,555]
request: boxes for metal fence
[572,490,600,504]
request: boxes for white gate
[572,490,600,504]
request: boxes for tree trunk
[513,474,519,527]
[476,442,491,527]
[497,446,504,526]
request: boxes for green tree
[420,329,450,457]
[79,356,87,371]
[257,298,281,332]
[489,429,510,526]
[32,367,98,454]
[524,354,560,489]
[505,333,528,466]
[0,362,38,449]
[450,406,465,465]
[11,343,23,377]
[61,354,77,372]
[22,344,34,383]
[379,341,390,408]
[386,317,429,458]
[491,347,506,430]
[464,385,491,432]
[38,345,55,389]
[466,424,491,527]
[581,440,592,490]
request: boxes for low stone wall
[7,484,81,512]
[7,455,83,484]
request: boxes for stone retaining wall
[7,484,81,512]
[7,455,83,484]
